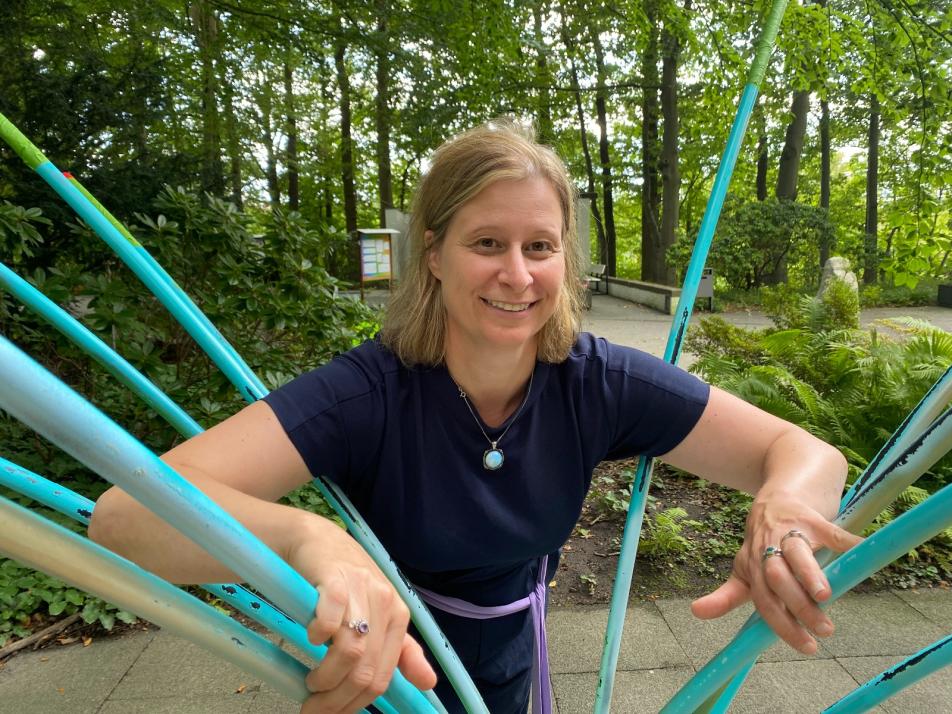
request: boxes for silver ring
[780,529,812,549]
[762,545,783,563]
[348,618,370,636]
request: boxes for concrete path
[1,294,950,713]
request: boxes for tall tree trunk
[658,6,683,286]
[775,90,810,201]
[189,0,225,196]
[864,94,880,285]
[532,2,554,143]
[374,7,393,227]
[640,0,662,283]
[819,98,831,268]
[335,42,358,237]
[561,20,606,263]
[591,27,617,276]
[257,81,281,210]
[756,105,768,201]
[283,61,299,212]
[771,89,810,283]
[222,78,243,209]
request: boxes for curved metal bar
[63,175,267,397]
[822,634,952,714]
[0,336,435,713]
[662,417,952,712]
[840,366,952,510]
[0,454,401,714]
[594,2,791,710]
[0,261,203,438]
[0,496,313,704]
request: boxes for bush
[669,197,834,291]
[0,191,380,644]
[686,301,952,583]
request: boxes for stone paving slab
[547,604,690,674]
[551,668,695,714]
[98,694,263,713]
[0,630,154,712]
[728,659,875,713]
[837,655,952,714]
[892,587,952,629]
[822,592,948,658]
[653,598,824,667]
[107,630,258,701]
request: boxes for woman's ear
[425,230,442,280]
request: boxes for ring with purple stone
[348,618,370,636]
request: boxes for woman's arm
[660,386,863,655]
[89,400,436,713]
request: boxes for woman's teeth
[487,299,531,312]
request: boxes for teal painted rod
[0,496,313,703]
[662,410,952,711]
[0,261,203,438]
[822,634,952,714]
[29,161,262,403]
[594,2,790,711]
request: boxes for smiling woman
[92,119,858,714]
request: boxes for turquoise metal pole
[312,475,478,714]
[0,335,435,714]
[0,261,203,438]
[28,162,262,401]
[840,366,952,509]
[705,367,952,713]
[662,412,952,712]
[0,455,399,713]
[0,496,313,704]
[63,174,267,397]
[594,3,790,710]
[822,634,952,714]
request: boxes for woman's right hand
[286,515,438,714]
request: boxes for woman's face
[427,176,566,357]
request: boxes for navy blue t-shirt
[263,332,709,705]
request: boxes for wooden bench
[587,263,606,294]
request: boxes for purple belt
[414,556,551,714]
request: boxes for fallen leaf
[57,637,79,646]
[236,684,247,694]
[57,688,65,695]
[39,657,49,662]
[82,637,93,647]
[548,581,558,588]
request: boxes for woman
[89,122,861,714]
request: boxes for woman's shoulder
[264,338,403,416]
[564,332,705,391]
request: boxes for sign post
[357,228,399,301]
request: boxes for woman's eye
[476,237,497,249]
[528,241,552,252]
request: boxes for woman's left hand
[690,489,863,654]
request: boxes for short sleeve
[572,335,710,461]
[262,345,386,491]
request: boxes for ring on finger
[347,618,370,636]
[762,545,783,563]
[780,529,812,549]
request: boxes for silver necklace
[456,371,534,471]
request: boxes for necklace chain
[457,371,534,470]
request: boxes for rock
[817,256,859,297]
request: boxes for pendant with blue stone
[483,444,504,470]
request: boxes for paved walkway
[1,294,950,713]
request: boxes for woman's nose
[498,249,532,291]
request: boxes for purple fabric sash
[414,556,551,714]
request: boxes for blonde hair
[381,120,584,366]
